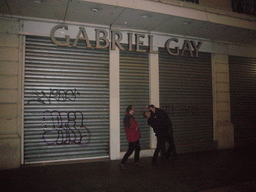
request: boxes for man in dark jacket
[144,111,168,164]
[148,105,176,162]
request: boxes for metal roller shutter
[120,46,150,151]
[24,36,109,163]
[229,56,256,146]
[159,48,213,149]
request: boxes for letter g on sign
[50,24,70,46]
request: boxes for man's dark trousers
[152,134,166,163]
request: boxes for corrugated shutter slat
[159,48,213,146]
[120,47,150,151]
[24,36,109,163]
[229,56,256,146]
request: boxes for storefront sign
[50,24,202,57]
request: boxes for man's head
[148,104,156,113]
[143,111,151,119]
[126,105,134,115]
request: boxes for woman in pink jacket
[120,105,143,170]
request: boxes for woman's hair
[126,105,133,113]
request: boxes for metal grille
[24,36,109,163]
[159,48,213,146]
[120,46,150,151]
[229,56,256,146]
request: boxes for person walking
[148,105,176,161]
[120,105,143,170]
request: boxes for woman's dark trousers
[121,140,141,164]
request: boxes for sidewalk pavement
[1,145,256,192]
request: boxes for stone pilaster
[212,44,234,149]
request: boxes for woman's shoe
[134,162,143,167]
[119,163,127,170]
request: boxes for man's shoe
[152,160,157,165]
[165,157,172,164]
[119,163,127,170]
